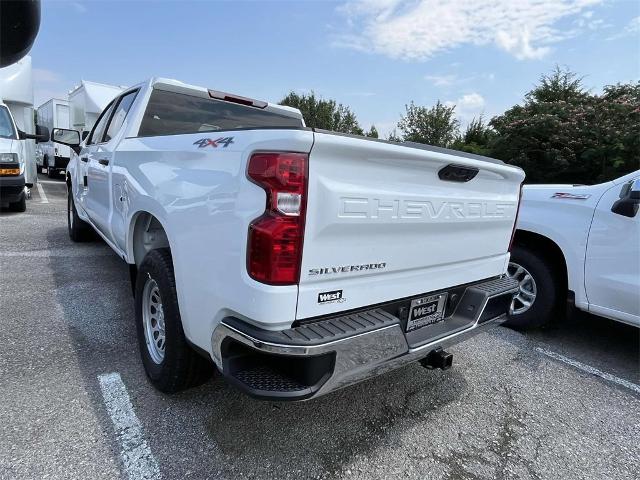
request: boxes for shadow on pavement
[503,310,640,384]
[45,226,467,478]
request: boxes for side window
[104,90,138,143]
[87,101,115,145]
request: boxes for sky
[30,0,640,137]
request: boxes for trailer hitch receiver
[419,347,453,370]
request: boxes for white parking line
[98,373,161,480]
[38,179,65,185]
[536,347,640,394]
[36,182,49,204]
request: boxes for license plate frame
[406,293,448,332]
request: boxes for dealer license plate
[406,293,448,332]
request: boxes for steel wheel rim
[142,278,166,364]
[507,262,537,315]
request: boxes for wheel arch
[512,229,569,294]
[128,210,171,267]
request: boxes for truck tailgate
[296,131,525,320]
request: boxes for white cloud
[425,72,495,87]
[623,16,639,34]
[335,0,604,61]
[445,92,486,125]
[424,74,458,87]
[606,15,639,40]
[446,92,485,110]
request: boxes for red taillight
[247,152,308,285]
[509,183,524,252]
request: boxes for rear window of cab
[138,89,303,137]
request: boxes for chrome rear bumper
[211,276,518,401]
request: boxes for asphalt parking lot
[1,175,639,480]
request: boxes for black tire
[9,195,26,212]
[503,245,562,330]
[67,190,92,242]
[135,248,212,393]
[47,166,56,179]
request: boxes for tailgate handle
[438,164,479,183]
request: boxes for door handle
[80,156,88,163]
[98,159,110,166]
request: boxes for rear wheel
[503,245,562,330]
[67,189,92,242]
[135,248,212,393]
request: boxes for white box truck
[36,98,71,177]
[0,56,48,211]
[0,56,37,185]
[68,80,124,139]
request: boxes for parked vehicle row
[51,77,525,400]
[35,81,125,180]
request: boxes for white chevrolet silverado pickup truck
[506,171,640,329]
[52,78,525,400]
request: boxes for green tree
[279,91,364,135]
[365,125,379,138]
[526,66,588,103]
[452,115,495,156]
[489,67,639,184]
[387,129,403,142]
[395,101,460,147]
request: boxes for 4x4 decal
[193,137,234,148]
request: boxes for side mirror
[18,125,49,142]
[611,179,640,218]
[52,128,81,154]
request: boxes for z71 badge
[193,137,234,148]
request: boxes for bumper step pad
[234,365,307,392]
[223,308,399,347]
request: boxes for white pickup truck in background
[507,171,640,329]
[52,78,525,400]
